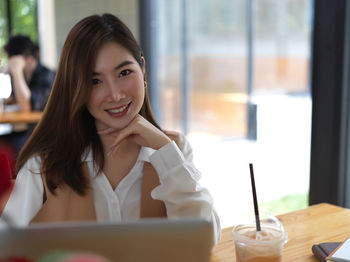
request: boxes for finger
[110,133,131,149]
[97,127,115,134]
[97,127,117,135]
[110,125,139,149]
[107,145,119,157]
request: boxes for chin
[107,118,133,130]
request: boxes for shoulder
[15,155,43,198]
[32,64,55,85]
[37,63,55,75]
[17,155,42,177]
[4,157,43,226]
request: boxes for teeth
[107,104,128,114]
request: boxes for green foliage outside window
[10,0,37,41]
[0,0,8,69]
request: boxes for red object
[0,142,15,217]
[0,143,14,197]
[61,253,110,262]
[2,257,33,262]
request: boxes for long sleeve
[0,157,44,226]
[149,136,221,244]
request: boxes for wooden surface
[0,111,43,124]
[211,203,350,261]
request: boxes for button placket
[95,172,122,222]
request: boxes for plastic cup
[231,213,288,262]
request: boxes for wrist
[11,70,25,79]
[154,136,172,150]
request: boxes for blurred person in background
[0,35,55,158]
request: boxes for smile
[105,101,132,115]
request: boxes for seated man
[1,35,55,157]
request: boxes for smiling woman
[0,13,221,244]
[87,42,145,133]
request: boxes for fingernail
[107,147,114,156]
[107,145,119,157]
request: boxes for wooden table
[211,203,350,261]
[0,111,43,124]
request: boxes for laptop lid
[0,218,213,262]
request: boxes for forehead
[93,41,136,71]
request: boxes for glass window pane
[158,0,183,131]
[0,0,8,69]
[11,0,38,42]
[189,0,248,137]
[158,0,312,227]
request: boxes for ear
[141,56,146,75]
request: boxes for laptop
[0,218,213,262]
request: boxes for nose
[106,79,126,101]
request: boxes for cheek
[124,78,145,99]
[135,81,145,107]
[86,89,104,111]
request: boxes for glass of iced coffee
[231,213,288,262]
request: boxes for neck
[99,133,140,159]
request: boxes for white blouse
[1,134,221,242]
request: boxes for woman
[1,13,220,242]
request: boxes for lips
[105,101,132,116]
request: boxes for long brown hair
[16,14,160,195]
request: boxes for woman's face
[86,41,145,131]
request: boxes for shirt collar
[82,148,93,162]
[82,146,155,163]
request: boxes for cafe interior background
[0,0,348,228]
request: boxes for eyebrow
[92,60,135,76]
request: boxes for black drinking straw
[249,163,261,232]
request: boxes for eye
[91,78,102,86]
[119,69,132,77]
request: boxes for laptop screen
[0,218,213,262]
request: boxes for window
[158,0,313,227]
